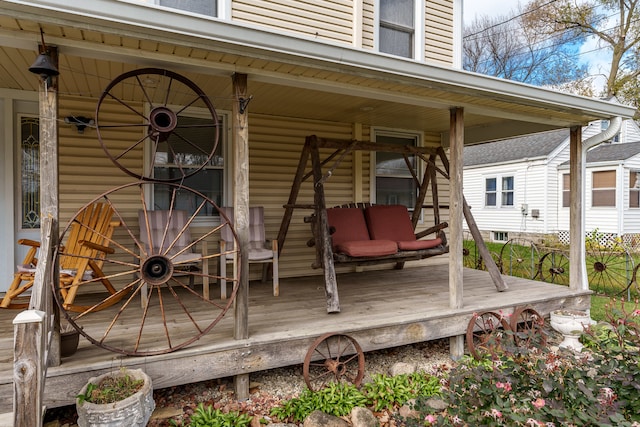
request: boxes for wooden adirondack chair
[1,202,126,312]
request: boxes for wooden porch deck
[0,263,590,412]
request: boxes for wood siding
[232,0,355,45]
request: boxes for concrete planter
[76,368,155,427]
[550,309,596,351]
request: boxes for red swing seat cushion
[365,205,443,251]
[326,208,397,257]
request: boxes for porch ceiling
[0,5,635,143]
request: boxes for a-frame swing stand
[277,135,507,313]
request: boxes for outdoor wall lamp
[65,116,95,134]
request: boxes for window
[501,176,514,206]
[379,0,414,58]
[484,175,514,208]
[374,131,419,210]
[630,171,640,208]
[485,178,497,206]
[592,170,616,207]
[562,173,570,207]
[157,0,217,17]
[20,117,40,229]
[601,120,621,143]
[493,231,508,242]
[152,113,227,217]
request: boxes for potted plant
[549,309,596,351]
[75,367,155,427]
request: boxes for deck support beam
[569,126,588,291]
[232,73,250,400]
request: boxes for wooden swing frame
[277,135,506,313]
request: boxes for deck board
[0,264,590,411]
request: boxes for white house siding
[622,157,640,240]
[623,119,640,143]
[232,0,355,45]
[425,0,455,65]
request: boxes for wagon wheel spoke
[303,333,365,391]
[499,238,539,279]
[510,307,546,349]
[585,240,634,296]
[53,181,240,356]
[539,251,570,286]
[95,68,220,182]
[466,311,511,360]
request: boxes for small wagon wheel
[510,307,546,349]
[53,181,240,356]
[303,332,365,391]
[499,238,539,279]
[585,240,634,296]
[95,68,220,182]
[539,250,570,286]
[466,311,511,359]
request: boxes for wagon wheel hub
[593,261,606,273]
[141,255,174,285]
[324,358,347,376]
[148,106,178,142]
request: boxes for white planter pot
[76,369,155,427]
[550,309,596,352]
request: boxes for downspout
[576,116,622,292]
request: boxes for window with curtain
[592,170,616,207]
[374,132,419,210]
[562,173,570,207]
[158,0,217,16]
[379,0,414,58]
[629,171,640,208]
[501,176,514,206]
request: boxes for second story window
[158,0,217,17]
[379,0,414,58]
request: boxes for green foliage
[175,403,253,427]
[270,372,442,423]
[76,368,144,405]
[402,298,640,426]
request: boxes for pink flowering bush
[403,299,640,426]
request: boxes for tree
[463,8,592,94]
[525,0,640,118]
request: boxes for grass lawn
[591,294,638,321]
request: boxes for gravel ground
[43,338,453,426]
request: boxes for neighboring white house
[463,119,640,244]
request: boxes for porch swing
[277,135,507,313]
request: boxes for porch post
[448,108,465,358]
[232,73,250,399]
[569,126,587,291]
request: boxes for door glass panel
[20,117,40,229]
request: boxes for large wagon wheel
[510,306,546,349]
[463,231,481,269]
[95,68,220,182]
[466,311,511,359]
[302,333,365,391]
[625,264,640,299]
[53,181,240,356]
[539,250,570,286]
[585,240,634,296]
[499,238,539,279]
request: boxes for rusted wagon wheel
[510,307,546,349]
[585,240,634,296]
[499,238,539,279]
[95,68,220,182]
[463,231,481,269]
[466,311,511,359]
[303,333,365,391]
[539,251,570,286]
[53,181,240,356]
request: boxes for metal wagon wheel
[510,306,546,349]
[463,231,481,269]
[585,240,634,296]
[466,311,511,360]
[539,250,570,286]
[625,263,640,299]
[53,181,240,356]
[95,68,220,182]
[303,332,365,391]
[499,238,540,279]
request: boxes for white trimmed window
[156,0,217,17]
[485,175,514,208]
[562,173,570,208]
[630,171,640,208]
[592,170,616,207]
[379,0,415,58]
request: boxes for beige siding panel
[233,0,354,45]
[425,0,454,65]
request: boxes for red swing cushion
[326,208,397,257]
